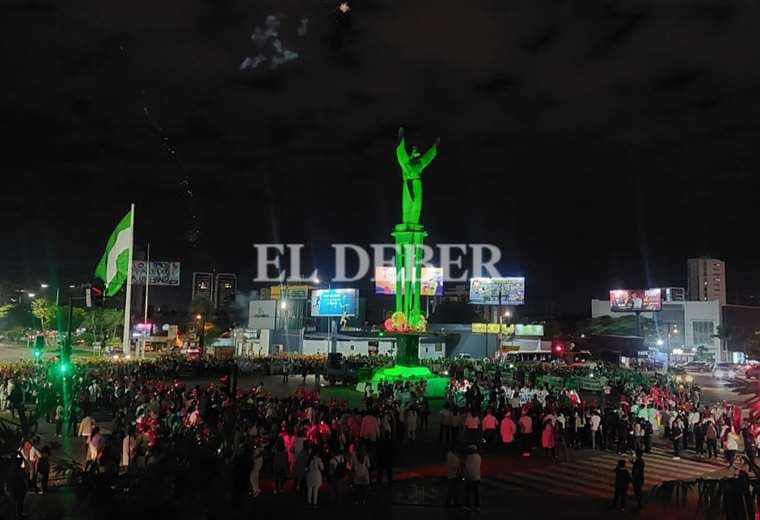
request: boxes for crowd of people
[0,353,758,517]
[439,358,758,466]
[0,355,442,516]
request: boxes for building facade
[662,287,686,302]
[214,273,237,309]
[192,272,237,309]
[688,257,726,305]
[591,299,721,356]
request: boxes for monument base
[395,333,420,366]
[366,364,449,399]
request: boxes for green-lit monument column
[391,127,437,365]
[368,128,448,397]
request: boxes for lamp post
[499,310,512,355]
[660,322,679,369]
[196,314,206,354]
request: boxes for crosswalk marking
[493,447,722,498]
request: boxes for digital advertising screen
[609,288,662,312]
[468,277,525,305]
[374,266,444,296]
[132,261,181,286]
[310,288,359,317]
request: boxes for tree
[0,304,14,319]
[88,308,123,344]
[712,326,733,362]
[31,298,57,332]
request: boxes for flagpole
[142,242,151,359]
[122,204,135,356]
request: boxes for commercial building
[192,272,214,302]
[192,272,237,309]
[688,257,726,305]
[591,298,721,358]
[214,273,237,309]
[662,287,686,302]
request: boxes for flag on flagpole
[95,209,133,296]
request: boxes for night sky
[3,0,760,315]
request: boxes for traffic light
[57,360,71,375]
[32,335,44,360]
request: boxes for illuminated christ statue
[396,127,439,227]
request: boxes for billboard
[470,323,544,336]
[270,285,310,300]
[310,288,359,317]
[249,300,277,329]
[609,289,662,312]
[515,324,544,336]
[468,277,525,305]
[132,261,181,286]
[374,266,444,296]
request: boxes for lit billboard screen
[374,266,443,296]
[132,261,181,286]
[609,289,662,312]
[310,288,359,317]
[469,277,525,305]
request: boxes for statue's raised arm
[394,128,438,227]
[396,127,409,165]
[418,138,440,170]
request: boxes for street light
[40,283,48,289]
[28,292,36,299]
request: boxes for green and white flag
[95,209,133,297]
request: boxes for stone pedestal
[395,333,420,366]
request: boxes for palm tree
[712,326,733,363]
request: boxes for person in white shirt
[590,411,602,450]
[464,445,482,511]
[445,448,462,508]
[28,437,42,492]
[725,427,740,468]
[305,449,324,507]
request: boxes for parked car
[325,353,359,386]
[712,362,737,380]
[746,364,760,380]
[682,361,710,373]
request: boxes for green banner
[579,376,607,392]
[536,375,564,389]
